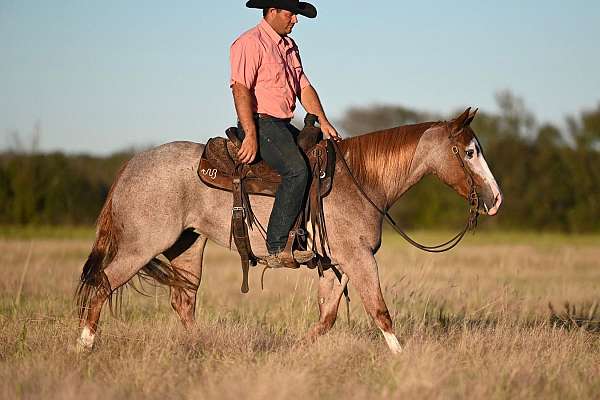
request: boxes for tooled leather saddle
[197,114,336,293]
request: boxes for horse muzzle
[482,191,503,216]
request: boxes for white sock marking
[382,330,402,354]
[77,326,95,352]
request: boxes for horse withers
[75,108,502,354]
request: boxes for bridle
[331,123,480,253]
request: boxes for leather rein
[330,126,480,253]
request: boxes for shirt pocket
[260,61,286,88]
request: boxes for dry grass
[1,231,599,399]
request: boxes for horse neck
[339,123,436,209]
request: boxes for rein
[330,128,480,253]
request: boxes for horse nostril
[494,193,503,207]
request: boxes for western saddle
[198,114,336,293]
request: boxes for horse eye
[466,149,475,159]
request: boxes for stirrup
[258,251,301,290]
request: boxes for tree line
[1,91,599,231]
[0,151,131,225]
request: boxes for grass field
[1,229,599,399]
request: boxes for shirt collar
[259,18,286,46]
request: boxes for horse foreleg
[164,231,207,330]
[306,268,348,341]
[340,251,402,354]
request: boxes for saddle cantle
[197,113,336,293]
[198,114,335,197]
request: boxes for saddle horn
[226,127,243,148]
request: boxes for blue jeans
[237,117,309,253]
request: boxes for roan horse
[75,108,502,354]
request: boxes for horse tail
[75,161,128,321]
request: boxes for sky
[1,0,599,155]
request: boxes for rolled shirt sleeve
[298,69,311,90]
[230,37,261,89]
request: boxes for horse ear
[450,107,471,134]
[465,107,478,126]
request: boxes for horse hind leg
[76,248,161,352]
[163,230,207,330]
[306,268,349,341]
[77,283,110,351]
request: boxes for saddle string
[330,135,479,253]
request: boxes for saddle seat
[198,114,334,197]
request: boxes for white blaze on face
[465,138,503,215]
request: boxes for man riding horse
[230,0,341,269]
[74,0,503,355]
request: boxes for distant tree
[567,102,600,151]
[524,124,573,230]
[494,90,536,139]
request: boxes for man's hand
[238,135,258,164]
[299,85,341,142]
[320,120,342,142]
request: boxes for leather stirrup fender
[230,173,257,293]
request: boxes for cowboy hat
[246,0,317,19]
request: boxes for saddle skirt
[198,114,335,197]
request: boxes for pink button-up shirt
[230,19,311,119]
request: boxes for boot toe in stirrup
[293,249,315,263]
[264,253,299,269]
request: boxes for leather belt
[257,113,291,123]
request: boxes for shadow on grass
[386,300,600,337]
[549,302,600,333]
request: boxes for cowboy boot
[292,249,315,263]
[263,251,300,269]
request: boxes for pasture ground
[1,229,599,399]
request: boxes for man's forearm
[300,85,330,124]
[231,83,257,137]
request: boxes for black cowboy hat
[246,0,317,19]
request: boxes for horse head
[425,108,503,216]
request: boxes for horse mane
[337,121,441,197]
